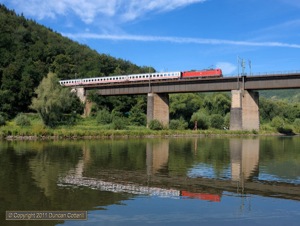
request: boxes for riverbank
[1,127,293,141]
[0,115,297,140]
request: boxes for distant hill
[0,4,154,118]
[260,90,300,102]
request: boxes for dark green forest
[0,4,299,133]
[0,4,154,120]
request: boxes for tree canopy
[31,72,83,127]
[0,4,154,119]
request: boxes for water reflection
[57,137,300,202]
[230,139,259,192]
[1,137,300,226]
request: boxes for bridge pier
[147,93,169,128]
[74,87,92,117]
[230,90,259,131]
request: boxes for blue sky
[1,0,300,75]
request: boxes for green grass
[0,114,298,139]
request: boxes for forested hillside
[0,4,154,119]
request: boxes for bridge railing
[225,70,300,77]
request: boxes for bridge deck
[78,73,300,95]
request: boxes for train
[59,68,222,87]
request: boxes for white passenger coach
[59,71,181,86]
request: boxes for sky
[1,0,300,75]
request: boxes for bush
[169,118,188,130]
[190,111,209,130]
[224,113,230,129]
[111,117,128,130]
[210,114,224,129]
[271,116,285,128]
[15,114,31,127]
[0,114,6,126]
[294,118,300,133]
[96,109,112,125]
[148,119,164,130]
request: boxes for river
[1,136,299,226]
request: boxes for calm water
[0,136,300,226]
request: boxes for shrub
[169,118,188,130]
[190,111,209,130]
[148,119,164,130]
[271,116,285,128]
[294,118,300,133]
[0,114,6,126]
[96,109,112,125]
[224,113,230,129]
[111,117,128,130]
[15,114,31,127]
[210,114,224,129]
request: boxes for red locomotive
[182,68,223,78]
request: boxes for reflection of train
[59,68,223,87]
[181,191,221,202]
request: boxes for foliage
[148,119,164,130]
[0,4,154,119]
[190,110,209,130]
[293,119,300,133]
[170,93,203,120]
[15,113,31,127]
[111,116,128,130]
[169,117,188,130]
[260,97,300,123]
[128,97,147,126]
[204,93,231,116]
[224,113,230,129]
[30,72,83,127]
[271,116,285,129]
[96,108,112,125]
[210,114,224,129]
[270,116,294,134]
[0,114,5,126]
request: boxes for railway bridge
[74,72,300,131]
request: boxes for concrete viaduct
[75,72,300,131]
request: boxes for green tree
[170,93,203,120]
[96,108,112,125]
[148,119,164,130]
[169,117,188,130]
[294,118,300,133]
[210,114,224,129]
[15,113,31,127]
[190,110,209,130]
[128,97,147,126]
[30,72,82,127]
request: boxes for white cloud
[120,0,206,22]
[8,0,205,24]
[216,62,237,75]
[64,33,300,49]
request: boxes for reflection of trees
[168,138,231,177]
[0,141,133,226]
[259,137,300,180]
[193,138,231,177]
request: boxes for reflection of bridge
[59,138,300,202]
[74,73,300,130]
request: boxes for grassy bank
[0,114,297,140]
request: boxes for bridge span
[73,72,300,131]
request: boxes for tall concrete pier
[74,87,92,117]
[230,90,259,131]
[147,93,169,127]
